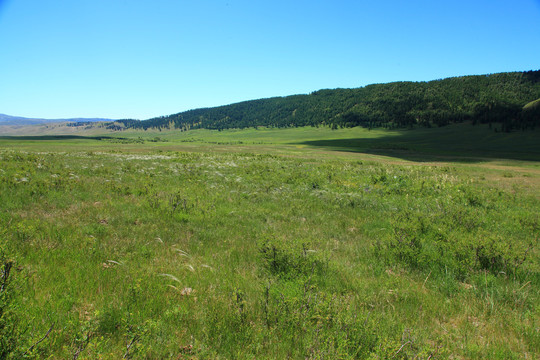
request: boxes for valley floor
[0,126,538,359]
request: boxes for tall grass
[0,135,538,358]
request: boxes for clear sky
[1,0,539,120]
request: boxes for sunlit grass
[0,128,538,358]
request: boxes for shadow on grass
[300,132,540,163]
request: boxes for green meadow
[1,124,539,359]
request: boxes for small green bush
[258,238,327,280]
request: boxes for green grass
[112,122,540,161]
[114,122,540,159]
[523,98,540,110]
[0,125,539,359]
[2,122,540,161]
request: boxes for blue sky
[0,0,539,120]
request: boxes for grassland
[0,125,538,359]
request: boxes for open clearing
[0,125,538,359]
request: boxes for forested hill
[119,70,540,132]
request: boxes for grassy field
[3,122,540,160]
[0,125,538,359]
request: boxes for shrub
[258,237,327,280]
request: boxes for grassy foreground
[0,126,539,359]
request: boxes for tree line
[117,70,540,132]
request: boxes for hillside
[0,113,114,126]
[117,70,540,132]
[0,115,126,136]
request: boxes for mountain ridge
[117,70,540,132]
[2,70,540,134]
[0,113,114,126]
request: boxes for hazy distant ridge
[0,114,114,126]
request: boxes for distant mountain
[0,114,114,126]
[118,70,540,132]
